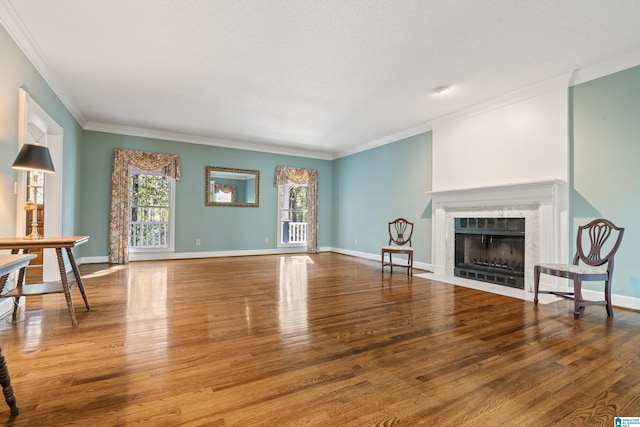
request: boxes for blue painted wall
[78,131,332,257]
[571,65,640,298]
[0,25,83,238]
[331,133,432,263]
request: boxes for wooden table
[0,236,91,328]
[0,254,36,416]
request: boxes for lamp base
[23,197,43,240]
[24,226,44,240]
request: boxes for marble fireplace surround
[423,179,568,300]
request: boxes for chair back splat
[534,218,624,319]
[576,221,616,265]
[389,218,413,246]
[382,218,414,275]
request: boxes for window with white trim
[278,182,308,247]
[128,168,175,252]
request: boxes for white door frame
[15,88,63,281]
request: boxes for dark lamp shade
[12,143,55,173]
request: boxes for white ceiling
[3,0,640,159]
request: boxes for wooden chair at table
[382,218,414,275]
[534,218,624,319]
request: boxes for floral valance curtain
[109,148,181,264]
[214,183,237,202]
[274,165,319,253]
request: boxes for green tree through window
[129,173,170,248]
[288,185,307,222]
[279,183,308,245]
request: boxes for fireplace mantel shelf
[425,179,567,196]
[426,179,568,209]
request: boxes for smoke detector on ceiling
[433,84,452,95]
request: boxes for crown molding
[83,121,335,160]
[428,72,574,129]
[0,0,87,127]
[84,120,434,162]
[332,123,431,159]
[571,48,640,86]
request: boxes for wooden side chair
[534,218,624,319]
[382,218,414,275]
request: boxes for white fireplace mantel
[429,179,569,291]
[427,179,567,207]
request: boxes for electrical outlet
[195,239,201,246]
[265,236,269,243]
[354,239,358,245]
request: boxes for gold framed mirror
[205,166,260,207]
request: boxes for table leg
[9,249,28,323]
[0,345,19,416]
[65,248,91,310]
[56,248,78,328]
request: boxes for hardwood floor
[1,252,640,426]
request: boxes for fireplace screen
[454,217,525,289]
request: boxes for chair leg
[533,266,540,305]
[573,278,582,319]
[408,252,413,276]
[381,251,384,272]
[405,253,409,275]
[605,278,614,317]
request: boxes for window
[109,149,180,264]
[278,182,308,246]
[213,183,236,203]
[273,165,318,253]
[128,168,175,251]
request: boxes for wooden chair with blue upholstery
[382,218,414,275]
[534,218,624,319]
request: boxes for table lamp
[11,142,55,240]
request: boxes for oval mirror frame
[205,166,260,207]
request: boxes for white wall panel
[431,75,571,191]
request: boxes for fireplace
[454,217,525,289]
[428,180,568,293]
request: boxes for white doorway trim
[15,88,64,281]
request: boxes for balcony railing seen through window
[129,205,169,248]
[280,209,307,244]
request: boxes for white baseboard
[79,255,110,264]
[78,246,334,265]
[414,274,640,313]
[328,247,433,272]
[528,281,640,312]
[582,289,640,312]
[328,247,379,262]
[79,247,434,271]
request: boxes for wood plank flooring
[1,252,640,426]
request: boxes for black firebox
[454,217,525,289]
